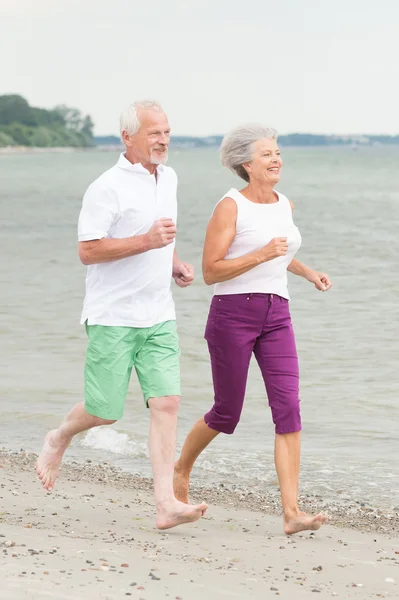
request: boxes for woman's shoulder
[214,188,241,208]
[275,190,293,210]
[214,194,238,210]
[219,187,242,203]
[211,190,239,219]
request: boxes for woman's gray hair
[120,100,164,136]
[220,123,278,182]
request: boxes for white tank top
[214,188,302,300]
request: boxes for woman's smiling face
[244,138,282,184]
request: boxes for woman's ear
[242,162,251,176]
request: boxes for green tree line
[0,95,94,148]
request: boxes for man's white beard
[150,150,168,165]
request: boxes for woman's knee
[204,407,240,434]
[272,398,301,434]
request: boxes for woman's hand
[306,269,332,292]
[259,237,288,261]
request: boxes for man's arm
[79,236,150,265]
[78,181,176,266]
[172,249,195,288]
[173,248,180,270]
[79,219,176,265]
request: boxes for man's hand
[306,269,332,292]
[145,218,176,249]
[173,261,195,288]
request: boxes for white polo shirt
[78,153,177,328]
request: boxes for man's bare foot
[284,511,328,535]
[156,500,207,530]
[36,430,70,491]
[173,463,190,504]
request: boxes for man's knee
[148,395,181,415]
[102,418,118,425]
[93,416,118,427]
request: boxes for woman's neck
[240,182,277,204]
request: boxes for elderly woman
[174,124,332,534]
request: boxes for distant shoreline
[1,140,399,156]
[0,146,92,155]
[0,145,124,155]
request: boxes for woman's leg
[174,417,220,503]
[274,430,301,516]
[174,295,257,503]
[254,295,328,534]
[274,431,327,533]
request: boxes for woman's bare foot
[36,430,71,491]
[284,511,328,535]
[156,499,207,530]
[173,463,190,504]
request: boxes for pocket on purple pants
[204,298,217,342]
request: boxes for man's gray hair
[220,123,278,182]
[120,100,164,136]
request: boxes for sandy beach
[0,450,397,600]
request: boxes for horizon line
[94,131,399,138]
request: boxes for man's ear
[121,131,133,147]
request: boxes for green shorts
[84,320,181,420]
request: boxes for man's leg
[36,402,116,491]
[148,395,207,530]
[136,321,207,528]
[36,324,134,491]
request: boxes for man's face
[123,109,170,166]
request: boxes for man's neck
[124,150,157,175]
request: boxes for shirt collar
[117,153,164,174]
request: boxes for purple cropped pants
[204,293,301,435]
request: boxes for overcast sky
[1,0,398,136]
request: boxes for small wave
[81,427,148,458]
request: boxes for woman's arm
[287,200,332,291]
[287,258,313,279]
[287,201,311,277]
[288,258,332,291]
[202,198,288,285]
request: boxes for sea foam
[81,427,149,458]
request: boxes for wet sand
[1,450,398,599]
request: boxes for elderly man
[36,100,207,529]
